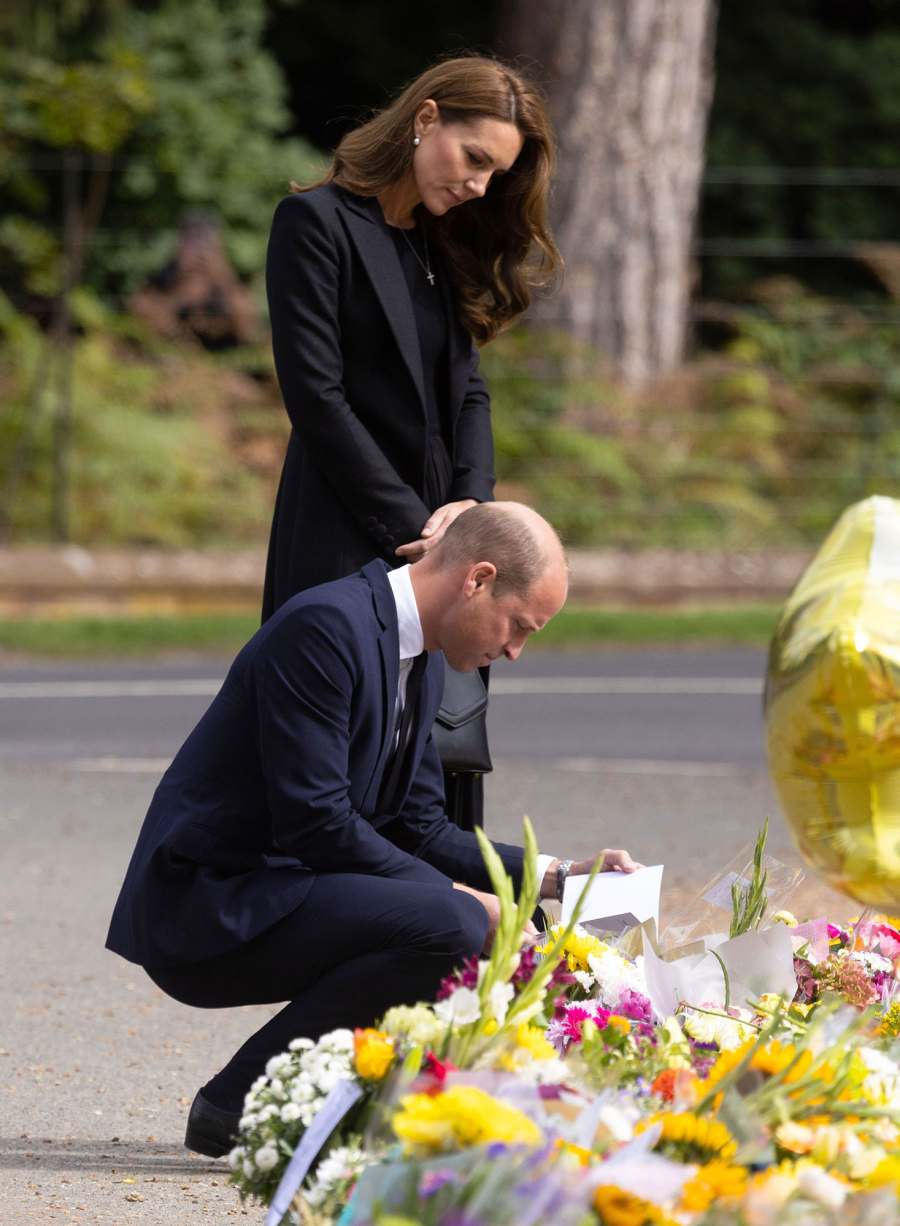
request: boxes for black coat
[262,184,496,618]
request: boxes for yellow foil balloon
[765,496,900,909]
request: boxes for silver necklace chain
[400,226,435,286]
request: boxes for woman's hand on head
[395,499,477,561]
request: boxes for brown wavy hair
[299,55,561,345]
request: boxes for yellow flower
[880,1002,900,1039]
[353,1028,395,1081]
[638,1111,738,1163]
[392,1086,542,1155]
[514,1023,557,1061]
[540,924,609,972]
[680,1160,748,1211]
[705,1039,813,1094]
[606,1015,631,1035]
[553,1138,594,1165]
[867,1155,900,1193]
[593,1185,674,1226]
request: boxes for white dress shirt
[385,564,556,887]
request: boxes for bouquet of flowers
[226,820,900,1226]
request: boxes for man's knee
[441,888,488,961]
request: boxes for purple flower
[420,1169,457,1198]
[513,945,539,989]
[436,955,479,1001]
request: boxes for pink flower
[617,988,653,1024]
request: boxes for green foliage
[704,3,900,299]
[730,819,770,940]
[0,293,278,545]
[484,278,900,549]
[0,0,322,302]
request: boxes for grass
[0,603,782,658]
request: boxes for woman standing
[263,54,560,826]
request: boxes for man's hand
[453,882,537,952]
[540,849,644,900]
[395,500,477,562]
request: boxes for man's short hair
[437,504,547,598]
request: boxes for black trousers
[147,868,488,1113]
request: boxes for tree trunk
[499,0,718,386]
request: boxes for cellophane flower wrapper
[658,841,804,951]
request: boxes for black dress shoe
[184,1089,242,1158]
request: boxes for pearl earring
[413,136,421,147]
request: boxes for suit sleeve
[266,195,430,550]
[255,610,451,884]
[448,340,496,505]
[379,734,525,893]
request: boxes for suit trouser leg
[147,872,487,1113]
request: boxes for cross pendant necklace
[401,226,436,287]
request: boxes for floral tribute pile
[228,822,900,1225]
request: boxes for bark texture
[500,0,718,385]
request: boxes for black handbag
[432,664,493,775]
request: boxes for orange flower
[651,1068,698,1106]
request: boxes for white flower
[682,1005,755,1051]
[572,969,595,992]
[304,1145,369,1208]
[850,950,893,975]
[489,981,515,1025]
[290,1077,316,1104]
[796,1165,848,1209]
[242,1158,256,1180]
[859,1046,900,1105]
[227,1146,244,1170]
[254,1143,279,1172]
[265,1054,292,1079]
[280,1102,302,1123]
[289,1037,315,1052]
[321,1028,354,1050]
[434,985,481,1026]
[587,947,645,1007]
[381,1003,444,1047]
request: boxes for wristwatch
[555,858,574,904]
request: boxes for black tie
[378,652,427,813]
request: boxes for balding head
[433,501,567,598]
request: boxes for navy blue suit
[106,561,524,1111]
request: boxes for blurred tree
[497,0,718,387]
[702,0,900,302]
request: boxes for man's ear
[465,561,497,596]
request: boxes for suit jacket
[262,184,495,617]
[106,561,523,969]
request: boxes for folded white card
[562,864,664,931]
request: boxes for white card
[561,864,663,931]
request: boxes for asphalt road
[0,648,848,1224]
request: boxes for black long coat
[262,184,496,618]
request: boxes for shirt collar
[386,564,424,660]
